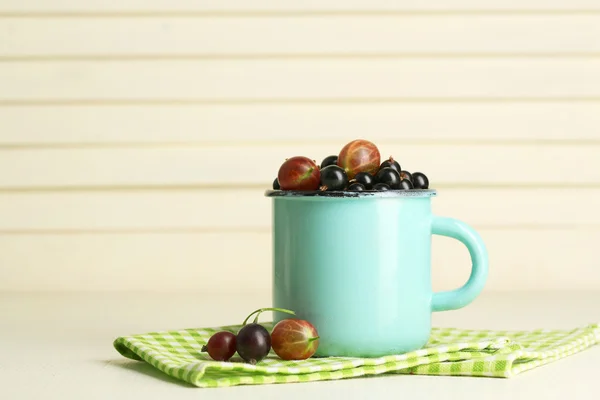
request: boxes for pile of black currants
[348,158,428,192]
[273,139,430,192]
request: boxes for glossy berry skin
[201,331,237,361]
[380,157,401,174]
[373,183,390,191]
[348,182,365,191]
[320,165,348,191]
[337,139,381,179]
[271,319,320,361]
[272,178,280,190]
[399,171,412,183]
[412,172,429,189]
[376,167,401,189]
[399,179,414,190]
[278,156,321,191]
[320,155,338,169]
[354,172,376,190]
[236,323,271,364]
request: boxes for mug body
[270,191,437,357]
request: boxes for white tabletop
[1,291,598,399]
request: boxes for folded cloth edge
[112,323,600,387]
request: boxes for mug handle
[431,216,489,312]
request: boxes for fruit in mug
[376,167,401,189]
[271,319,320,360]
[278,157,321,190]
[348,182,366,191]
[412,172,429,189]
[380,156,401,174]
[354,172,376,190]
[399,179,414,190]
[270,141,431,192]
[202,331,237,361]
[236,324,271,365]
[373,183,390,191]
[399,170,412,183]
[320,155,338,169]
[337,139,381,179]
[320,165,348,191]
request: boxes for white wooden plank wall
[1,1,599,293]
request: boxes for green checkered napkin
[114,322,599,388]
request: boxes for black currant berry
[236,323,271,365]
[399,171,412,183]
[272,178,280,190]
[412,172,429,189]
[354,172,376,190]
[348,182,366,191]
[320,155,338,169]
[320,165,348,191]
[379,156,401,173]
[373,183,390,191]
[376,167,401,189]
[399,179,414,190]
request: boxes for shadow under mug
[265,189,488,358]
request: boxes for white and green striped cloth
[113,322,599,388]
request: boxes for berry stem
[201,345,207,352]
[242,307,296,326]
[308,336,320,343]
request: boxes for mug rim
[264,189,437,198]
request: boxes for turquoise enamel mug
[266,190,488,357]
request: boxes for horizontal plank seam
[2,10,600,18]
[3,54,600,62]
[0,183,599,193]
[0,225,599,235]
[0,290,591,295]
[0,227,269,235]
[1,139,600,150]
[2,98,600,106]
